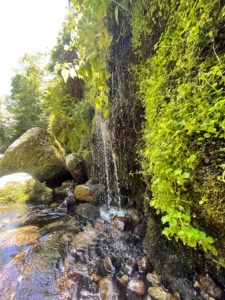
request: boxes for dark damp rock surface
[65,153,88,183]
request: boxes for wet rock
[126,209,141,227]
[113,216,131,231]
[94,219,106,233]
[71,224,97,254]
[74,183,103,202]
[0,172,52,203]
[0,127,67,185]
[45,220,64,231]
[75,203,100,220]
[148,287,180,300]
[61,180,76,190]
[194,274,222,299]
[103,257,116,274]
[99,276,121,300]
[90,273,103,283]
[123,260,137,275]
[118,275,129,286]
[66,153,87,183]
[137,256,153,273]
[53,186,68,199]
[146,273,161,286]
[128,278,146,295]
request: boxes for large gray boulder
[0,128,67,185]
[0,173,52,203]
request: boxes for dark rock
[53,186,68,199]
[194,274,222,299]
[137,256,153,273]
[128,278,146,295]
[74,183,104,202]
[126,209,141,227]
[103,257,116,274]
[65,153,87,183]
[147,273,161,286]
[99,276,121,300]
[75,203,100,220]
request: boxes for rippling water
[0,198,146,299]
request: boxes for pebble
[128,278,146,295]
[137,256,153,273]
[123,260,137,275]
[194,274,222,299]
[103,257,116,274]
[113,216,130,231]
[90,273,103,283]
[146,272,161,286]
[148,287,180,300]
[99,276,121,300]
[118,275,129,286]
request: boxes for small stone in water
[103,257,116,274]
[90,273,103,283]
[137,256,153,273]
[146,273,161,286]
[148,287,180,300]
[99,276,121,300]
[113,216,130,231]
[128,278,146,295]
[194,274,222,299]
[94,219,106,233]
[118,275,129,286]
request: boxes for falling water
[112,152,122,207]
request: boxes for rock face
[74,183,103,202]
[0,128,67,185]
[65,153,87,183]
[0,173,52,203]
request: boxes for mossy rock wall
[0,128,67,185]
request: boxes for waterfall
[95,113,122,208]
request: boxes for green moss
[131,0,225,255]
[0,128,66,184]
[0,173,52,203]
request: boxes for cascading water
[95,112,122,208]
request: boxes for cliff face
[88,0,225,294]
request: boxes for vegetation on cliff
[1,0,225,262]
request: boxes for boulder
[74,183,103,202]
[0,127,67,185]
[75,203,100,220]
[0,173,52,203]
[65,153,87,183]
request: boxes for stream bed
[0,186,223,300]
